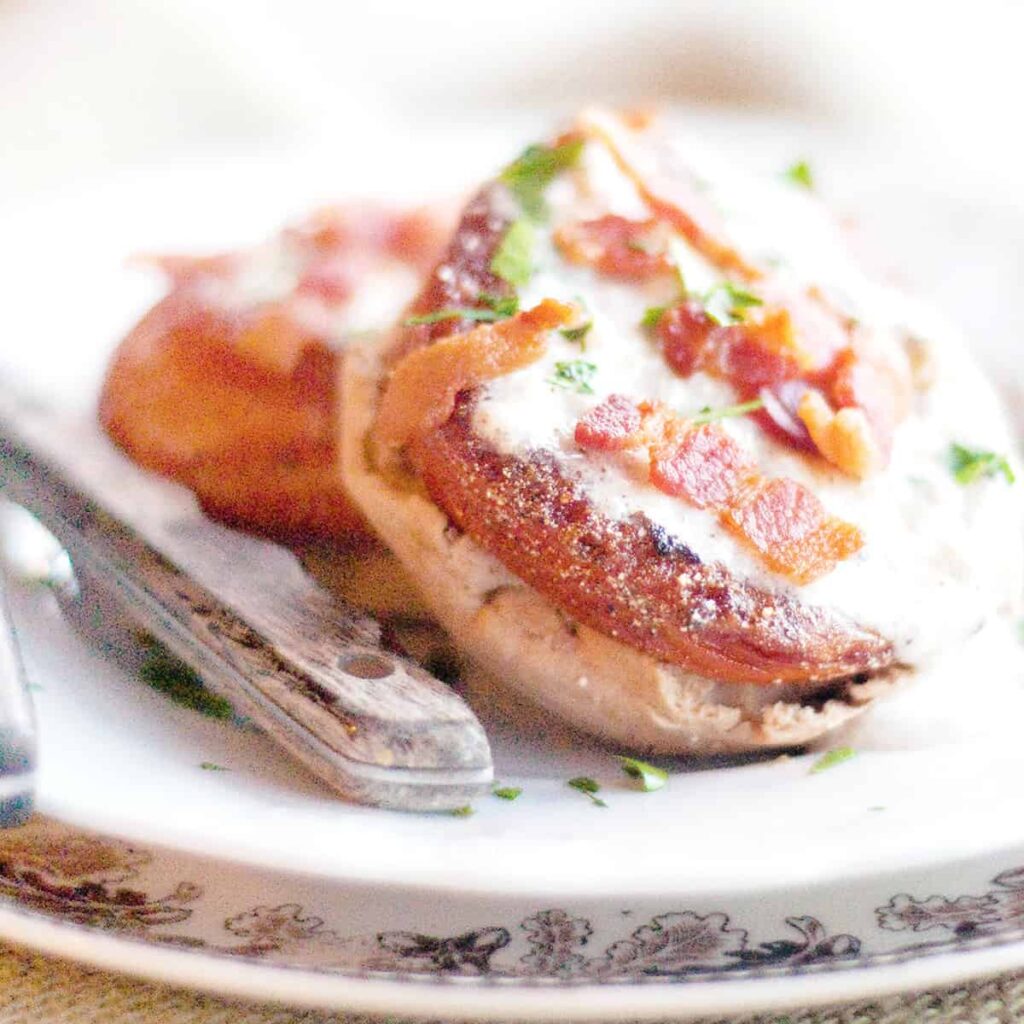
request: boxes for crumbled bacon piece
[722,478,864,584]
[572,396,863,583]
[574,393,644,451]
[578,112,758,279]
[554,215,673,282]
[797,391,881,480]
[374,299,574,466]
[827,348,903,459]
[658,303,807,390]
[649,422,755,509]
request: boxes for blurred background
[1,0,1022,395]
[3,0,1023,199]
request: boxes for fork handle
[0,572,35,828]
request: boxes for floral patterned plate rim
[4,817,1024,1020]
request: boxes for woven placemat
[1,942,1022,1024]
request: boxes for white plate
[2,114,1024,1019]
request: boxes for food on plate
[100,204,445,542]
[341,109,1023,754]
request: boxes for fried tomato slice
[102,205,445,543]
[100,291,359,541]
[411,397,890,685]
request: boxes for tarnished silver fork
[0,388,493,812]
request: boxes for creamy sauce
[472,126,1024,664]
[196,234,423,348]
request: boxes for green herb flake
[199,762,228,772]
[404,292,520,327]
[404,308,503,327]
[559,321,593,348]
[690,398,765,425]
[568,776,607,808]
[490,219,535,289]
[492,786,523,801]
[450,805,475,818]
[809,746,857,775]
[640,306,667,331]
[548,359,597,395]
[948,444,1015,486]
[501,138,585,218]
[477,292,520,317]
[783,160,815,190]
[702,282,763,326]
[617,757,668,792]
[139,645,234,720]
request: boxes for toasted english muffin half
[339,110,1022,753]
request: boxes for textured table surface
[1,941,1024,1024]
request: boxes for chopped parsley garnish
[450,805,475,817]
[200,762,228,772]
[640,306,667,331]
[560,321,593,348]
[568,776,607,807]
[139,643,234,720]
[784,160,815,190]
[617,757,668,792]
[405,308,507,326]
[690,398,765,425]
[478,292,520,316]
[490,219,535,289]
[403,292,518,327]
[702,282,763,326]
[492,786,523,801]
[948,444,1015,485]
[809,746,857,774]
[501,137,585,219]
[548,359,597,395]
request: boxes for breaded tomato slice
[100,205,444,543]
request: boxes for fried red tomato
[100,205,445,542]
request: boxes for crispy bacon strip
[723,479,864,585]
[576,395,863,583]
[554,215,673,282]
[578,111,758,279]
[374,300,574,466]
[649,421,756,510]
[658,301,811,387]
[573,393,643,451]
